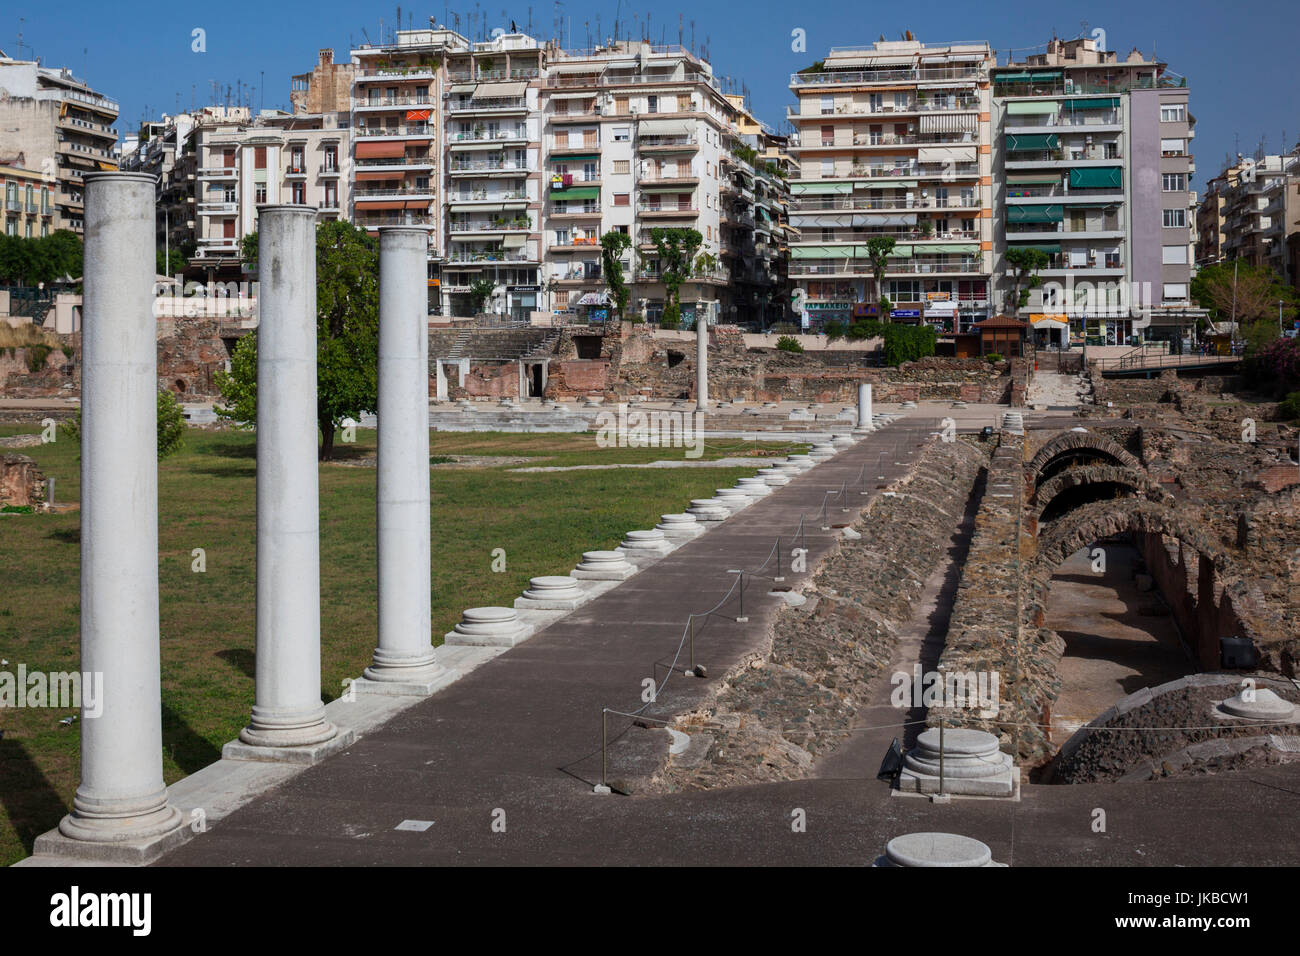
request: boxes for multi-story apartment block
[787,40,996,333]
[122,106,350,280]
[0,55,118,234]
[1195,161,1245,269]
[440,33,545,319]
[539,41,742,327]
[0,163,56,238]
[991,36,1196,346]
[1213,151,1300,286]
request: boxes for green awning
[1006,101,1059,116]
[792,182,851,195]
[551,154,598,163]
[1006,174,1061,185]
[863,179,917,189]
[1061,97,1119,110]
[997,73,1032,83]
[1030,72,1063,82]
[554,186,600,200]
[791,245,855,260]
[1008,242,1060,254]
[1062,199,1119,208]
[1068,167,1123,189]
[907,242,979,255]
[1006,133,1058,151]
[1007,204,1063,223]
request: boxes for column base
[225,720,356,765]
[36,803,191,864]
[351,662,460,697]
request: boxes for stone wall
[1,453,46,508]
[156,317,233,399]
[653,438,990,791]
[929,432,1067,764]
[0,341,77,398]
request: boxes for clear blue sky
[4,0,1296,192]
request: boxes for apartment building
[723,94,794,327]
[1195,161,1245,268]
[0,55,119,234]
[991,36,1196,346]
[122,106,351,279]
[0,163,56,238]
[1210,151,1300,287]
[440,33,545,319]
[786,40,996,332]
[540,41,741,327]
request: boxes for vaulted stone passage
[1034,464,1168,523]
[1027,430,1143,490]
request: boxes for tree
[599,230,633,321]
[1005,247,1050,314]
[0,230,82,286]
[469,277,497,314]
[215,219,380,460]
[1191,260,1298,333]
[157,247,188,277]
[864,236,896,315]
[651,227,702,329]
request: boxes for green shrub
[25,344,52,373]
[1279,391,1300,420]
[659,304,681,330]
[880,324,936,366]
[822,319,847,342]
[59,390,187,459]
[985,352,1003,363]
[776,335,805,353]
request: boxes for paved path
[148,413,1300,867]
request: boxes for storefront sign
[891,309,921,318]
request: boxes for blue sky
[4,0,1296,192]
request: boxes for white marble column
[237,205,340,750]
[695,314,708,413]
[358,227,451,694]
[56,172,186,848]
[855,382,874,433]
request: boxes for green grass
[0,424,805,864]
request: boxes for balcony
[356,67,436,81]
[198,166,239,180]
[638,174,699,187]
[790,258,983,277]
[354,187,435,201]
[787,98,981,121]
[356,213,436,228]
[284,165,309,179]
[451,160,533,175]
[790,66,983,87]
[449,219,533,234]
[449,129,529,144]
[549,110,602,124]
[319,164,341,177]
[355,125,433,140]
[548,235,601,250]
[354,95,433,110]
[550,140,601,154]
[447,97,529,115]
[790,194,981,213]
[445,249,537,264]
[198,201,238,215]
[355,155,435,171]
[638,203,698,218]
[548,204,602,219]
[447,192,530,206]
[638,135,698,152]
[447,68,539,82]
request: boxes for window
[614,96,628,113]
[1162,208,1186,228]
[1160,138,1185,156]
[324,182,337,208]
[821,125,835,147]
[291,182,306,204]
[1162,173,1186,191]
[289,147,305,172]
[324,146,337,171]
[647,95,658,114]
[1160,104,1186,123]
[613,159,629,175]
[1161,244,1187,264]
[255,183,268,204]
[820,95,834,115]
[821,159,833,177]
[612,126,630,142]
[554,290,568,308]
[677,95,690,112]
[1162,283,1188,301]
[254,146,267,169]
[614,193,629,206]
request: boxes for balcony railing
[639,203,698,214]
[450,192,529,203]
[355,187,435,198]
[791,66,983,87]
[449,220,532,232]
[549,204,602,216]
[791,196,980,212]
[1005,111,1120,129]
[448,97,528,112]
[445,250,536,263]
[356,125,432,138]
[791,258,982,275]
[354,95,432,108]
[356,214,436,227]
[355,155,435,168]
[638,135,698,150]
[450,129,528,142]
[452,160,532,173]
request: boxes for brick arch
[1032,498,1226,578]
[1026,430,1142,488]
[1033,464,1170,520]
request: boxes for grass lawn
[0,424,804,864]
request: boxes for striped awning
[473,81,527,98]
[355,141,407,159]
